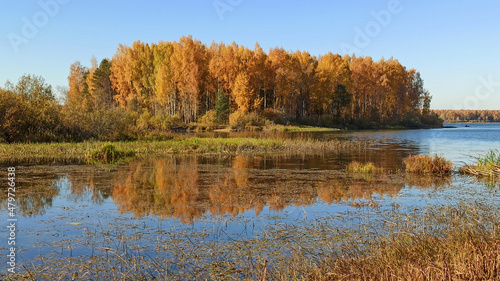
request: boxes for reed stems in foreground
[7,202,499,280]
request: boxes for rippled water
[2,123,500,269]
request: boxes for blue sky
[1,0,499,109]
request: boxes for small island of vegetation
[0,36,442,145]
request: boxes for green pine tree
[215,89,229,124]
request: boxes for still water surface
[3,123,500,268]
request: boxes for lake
[3,123,500,278]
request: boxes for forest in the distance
[433,110,500,123]
[0,35,442,143]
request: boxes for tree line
[0,35,442,143]
[433,110,500,123]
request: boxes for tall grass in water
[460,150,500,183]
[477,150,500,166]
[403,154,453,175]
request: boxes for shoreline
[0,136,372,165]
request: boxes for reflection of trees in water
[65,170,114,204]
[112,157,205,223]
[0,166,115,217]
[110,155,448,224]
[1,155,451,220]
[8,171,59,216]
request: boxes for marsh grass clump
[477,150,500,166]
[347,161,382,173]
[403,154,453,175]
[87,143,135,163]
[460,150,500,184]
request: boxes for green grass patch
[0,137,370,165]
[477,150,500,167]
[86,143,135,164]
[346,161,382,173]
[460,150,500,185]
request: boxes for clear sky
[1,0,499,109]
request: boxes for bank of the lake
[0,136,372,164]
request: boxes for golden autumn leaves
[66,35,433,131]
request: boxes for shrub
[262,108,285,124]
[137,111,153,131]
[164,115,186,130]
[229,111,264,130]
[87,144,135,163]
[197,110,218,127]
[403,155,453,175]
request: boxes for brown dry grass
[8,202,500,280]
[322,204,500,280]
[403,154,453,175]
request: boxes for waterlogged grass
[87,144,135,164]
[0,137,371,165]
[477,150,500,166]
[326,202,500,280]
[403,154,453,175]
[460,150,500,185]
[346,161,382,173]
[6,202,500,280]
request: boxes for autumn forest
[1,35,442,143]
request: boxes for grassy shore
[0,136,370,164]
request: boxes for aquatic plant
[460,150,500,184]
[403,154,453,175]
[86,143,135,163]
[346,161,382,173]
[477,150,500,166]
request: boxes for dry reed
[403,154,453,175]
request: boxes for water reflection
[109,155,447,223]
[0,165,116,216]
[1,153,452,222]
[10,170,58,216]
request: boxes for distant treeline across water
[433,110,500,123]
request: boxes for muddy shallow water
[2,123,500,277]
